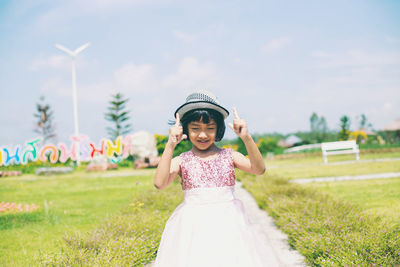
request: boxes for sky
[1,0,400,146]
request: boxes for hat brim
[174,101,229,120]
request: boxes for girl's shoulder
[221,147,234,153]
[178,150,193,159]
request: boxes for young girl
[153,91,278,267]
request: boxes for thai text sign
[0,135,134,166]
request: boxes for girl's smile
[188,119,217,151]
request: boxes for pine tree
[33,96,56,143]
[105,93,132,140]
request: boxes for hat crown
[174,90,229,119]
[186,90,220,105]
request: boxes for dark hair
[179,109,226,142]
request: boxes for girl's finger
[175,113,180,126]
[228,123,234,131]
[179,134,187,142]
[233,107,240,119]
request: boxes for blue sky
[1,0,399,146]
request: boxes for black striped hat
[174,90,229,120]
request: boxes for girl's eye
[208,128,215,130]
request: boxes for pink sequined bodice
[180,148,235,191]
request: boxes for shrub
[349,131,368,144]
[1,160,72,174]
[154,133,192,157]
[257,137,278,156]
[154,134,168,155]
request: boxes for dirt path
[291,171,400,184]
[234,181,306,267]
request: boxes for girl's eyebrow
[190,122,216,126]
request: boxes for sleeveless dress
[153,148,278,267]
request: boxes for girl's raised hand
[228,107,249,138]
[168,113,187,147]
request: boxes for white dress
[153,149,279,267]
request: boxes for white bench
[321,140,360,163]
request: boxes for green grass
[307,177,400,224]
[240,173,400,266]
[39,177,183,266]
[2,150,400,266]
[269,150,400,166]
[240,150,400,266]
[266,153,400,179]
[0,168,165,266]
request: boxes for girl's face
[187,119,217,150]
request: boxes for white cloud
[364,99,399,130]
[31,0,156,33]
[262,37,292,53]
[163,57,218,91]
[311,51,333,58]
[30,55,70,71]
[79,82,114,102]
[113,63,158,93]
[40,78,70,96]
[172,30,197,43]
[135,97,168,113]
[232,57,241,63]
[311,49,400,68]
[39,57,218,108]
[383,101,394,111]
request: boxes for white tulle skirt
[153,186,279,267]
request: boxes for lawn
[306,177,400,224]
[266,152,400,179]
[2,149,400,266]
[268,150,400,167]
[0,168,179,266]
[240,150,400,266]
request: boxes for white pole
[55,42,90,166]
[71,58,81,165]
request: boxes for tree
[310,112,319,133]
[309,112,328,143]
[105,93,132,140]
[357,114,373,130]
[338,115,351,140]
[33,96,57,144]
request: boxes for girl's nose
[199,131,207,138]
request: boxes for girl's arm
[154,143,181,189]
[233,135,265,175]
[154,114,187,189]
[229,108,265,175]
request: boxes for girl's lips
[197,140,209,143]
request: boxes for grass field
[1,149,400,266]
[0,168,164,266]
[306,177,400,224]
[266,152,400,179]
[240,150,400,266]
[241,173,400,266]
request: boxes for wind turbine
[55,42,90,165]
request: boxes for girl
[153,90,278,267]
